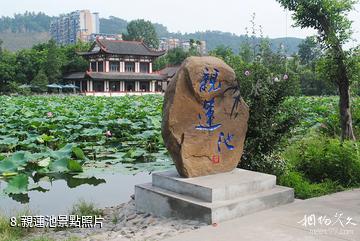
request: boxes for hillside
[0,32,50,51]
[98,17,302,54]
[0,12,302,54]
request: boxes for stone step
[152,169,276,202]
[135,183,294,224]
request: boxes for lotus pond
[0,95,173,210]
[1,95,359,212]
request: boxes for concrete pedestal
[135,168,294,224]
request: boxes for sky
[1,0,359,44]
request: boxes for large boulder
[162,56,249,177]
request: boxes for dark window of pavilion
[98,61,104,72]
[110,61,120,72]
[90,62,97,72]
[81,81,87,92]
[125,81,135,91]
[93,81,104,92]
[140,62,149,73]
[140,81,150,92]
[125,62,135,72]
[110,81,120,91]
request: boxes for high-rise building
[50,10,100,45]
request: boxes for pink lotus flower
[47,112,53,118]
[244,70,251,76]
[283,74,289,80]
[105,130,112,137]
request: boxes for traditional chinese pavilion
[63,38,176,96]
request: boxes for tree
[153,55,168,71]
[0,50,17,92]
[297,36,336,96]
[153,46,200,71]
[0,39,3,53]
[298,36,321,66]
[15,48,47,85]
[44,39,61,84]
[62,42,90,73]
[209,45,234,60]
[188,39,202,56]
[348,46,360,95]
[123,19,160,49]
[239,41,253,63]
[32,69,48,93]
[277,0,357,141]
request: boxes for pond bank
[28,198,206,241]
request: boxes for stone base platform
[135,169,294,224]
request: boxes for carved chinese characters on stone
[161,56,249,177]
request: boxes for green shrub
[237,61,301,174]
[248,152,287,176]
[279,133,360,199]
[284,135,360,186]
[279,171,344,199]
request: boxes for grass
[70,199,104,218]
[52,199,104,232]
[0,209,32,241]
[111,213,119,224]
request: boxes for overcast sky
[1,0,359,44]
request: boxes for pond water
[0,166,170,216]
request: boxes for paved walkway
[164,189,360,241]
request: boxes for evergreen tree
[209,45,234,60]
[298,36,321,66]
[166,47,189,65]
[239,42,253,63]
[44,39,61,84]
[0,50,17,92]
[32,69,48,93]
[123,19,160,49]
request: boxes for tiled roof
[79,39,166,57]
[159,66,180,78]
